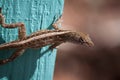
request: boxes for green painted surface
[0,0,64,80]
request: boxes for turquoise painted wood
[0,0,64,80]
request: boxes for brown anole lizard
[0,12,94,65]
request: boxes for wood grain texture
[0,0,64,80]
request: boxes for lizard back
[0,30,71,49]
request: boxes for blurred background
[54,0,120,80]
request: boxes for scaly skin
[0,12,94,65]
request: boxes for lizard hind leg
[0,12,26,40]
[0,48,25,65]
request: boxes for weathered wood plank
[0,0,64,80]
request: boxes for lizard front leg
[49,42,62,50]
[0,48,25,65]
[0,9,26,40]
[52,16,63,30]
[52,23,60,30]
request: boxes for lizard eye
[79,38,84,44]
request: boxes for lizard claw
[0,59,9,65]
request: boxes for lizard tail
[0,42,20,50]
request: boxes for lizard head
[69,32,94,47]
[81,34,94,47]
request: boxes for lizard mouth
[82,42,94,47]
